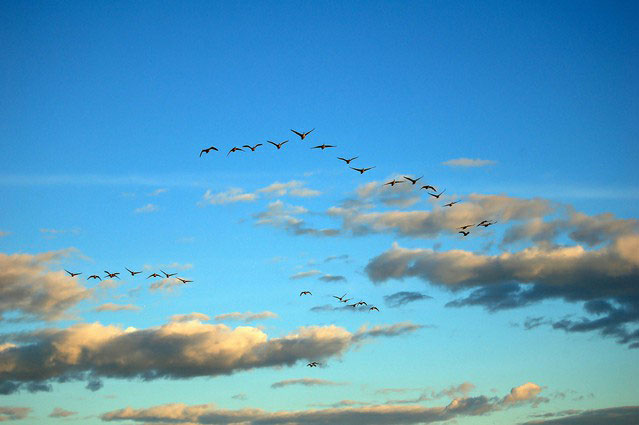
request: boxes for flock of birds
[64,268,193,284]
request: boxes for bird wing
[304,128,315,136]
[199,150,205,157]
[291,129,303,137]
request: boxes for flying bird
[421,185,437,191]
[88,275,101,280]
[457,224,474,230]
[384,179,405,187]
[356,301,367,306]
[300,291,312,296]
[242,144,262,151]
[307,361,319,367]
[404,176,423,185]
[160,269,177,278]
[337,156,358,164]
[104,271,120,279]
[65,269,81,277]
[333,293,347,302]
[199,146,218,157]
[347,303,357,308]
[341,298,352,303]
[268,140,288,149]
[476,220,491,227]
[478,220,498,227]
[176,277,192,284]
[369,306,380,312]
[444,200,460,207]
[147,273,162,279]
[350,166,375,174]
[459,231,470,237]
[291,128,314,140]
[428,189,446,199]
[125,267,142,276]
[227,146,244,156]
[311,144,336,150]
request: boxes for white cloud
[442,158,497,167]
[134,204,158,214]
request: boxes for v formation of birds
[67,127,498,368]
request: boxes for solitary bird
[421,185,437,191]
[104,271,120,279]
[291,129,314,140]
[307,361,319,367]
[384,179,404,187]
[478,220,498,227]
[125,267,142,276]
[337,156,358,164]
[444,200,460,207]
[404,176,423,185]
[176,277,192,284]
[369,306,380,312]
[242,144,262,151]
[147,273,162,279]
[268,140,288,150]
[65,270,82,277]
[333,293,347,302]
[311,144,336,150]
[350,166,375,174]
[457,224,474,230]
[227,146,244,156]
[160,270,177,278]
[428,189,446,199]
[300,291,312,296]
[199,146,218,157]
[459,231,470,237]
[88,275,101,280]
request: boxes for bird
[476,220,491,227]
[421,185,437,191]
[291,129,314,140]
[347,303,357,308]
[307,361,319,367]
[242,143,262,151]
[199,146,218,157]
[88,275,101,280]
[443,200,460,207]
[125,267,142,276]
[337,156,358,164]
[227,146,244,156]
[147,273,162,279]
[457,224,474,230]
[369,306,380,312]
[65,269,81,277]
[478,220,498,227]
[333,293,347,302]
[300,291,312,296]
[341,298,352,303]
[104,271,120,279]
[268,140,288,149]
[428,189,446,199]
[404,176,423,185]
[384,179,404,187]
[176,277,192,284]
[459,231,470,237]
[356,301,367,306]
[160,269,177,278]
[350,166,375,174]
[311,144,336,150]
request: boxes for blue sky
[1,1,638,424]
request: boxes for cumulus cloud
[134,203,158,214]
[442,158,497,167]
[49,407,77,418]
[384,291,432,308]
[519,406,639,425]
[199,188,258,206]
[0,319,420,394]
[255,200,339,237]
[271,378,347,389]
[0,249,91,322]
[355,178,422,208]
[94,303,140,313]
[214,311,278,322]
[199,181,320,206]
[257,181,321,198]
[0,407,30,421]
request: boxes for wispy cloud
[93,303,141,313]
[199,188,258,205]
[39,228,81,238]
[199,181,321,206]
[442,158,497,167]
[384,291,433,308]
[49,408,77,418]
[134,204,158,214]
[148,188,168,196]
[271,378,347,389]
[214,311,278,322]
[290,270,322,280]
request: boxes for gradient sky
[1,1,638,424]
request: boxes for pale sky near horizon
[1,1,638,424]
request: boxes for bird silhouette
[341,298,352,303]
[242,144,262,151]
[311,144,336,150]
[356,301,367,306]
[404,176,423,185]
[369,306,380,312]
[104,271,120,279]
[428,189,446,199]
[444,200,460,207]
[88,275,101,280]
[227,147,244,156]
[384,179,404,187]
[176,277,192,284]
[350,166,375,174]
[478,220,498,227]
[147,273,162,279]
[333,293,347,301]
[291,129,314,140]
[160,270,177,278]
[300,291,312,296]
[421,185,437,191]
[199,146,218,157]
[459,231,470,237]
[347,303,357,307]
[268,140,288,149]
[307,361,319,367]
[65,269,81,277]
[337,156,358,164]
[125,267,142,276]
[457,224,474,230]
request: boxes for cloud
[271,378,347,389]
[0,249,91,322]
[442,158,497,167]
[148,188,168,196]
[519,406,639,425]
[134,204,158,214]
[199,188,258,206]
[94,303,141,313]
[214,311,278,322]
[355,179,422,208]
[0,319,418,393]
[502,383,547,407]
[199,181,321,207]
[0,407,30,421]
[255,200,339,237]
[384,291,433,308]
[257,181,321,198]
[40,228,81,238]
[49,407,77,418]
[319,274,347,282]
[231,393,247,401]
[99,383,544,424]
[324,255,349,263]
[432,382,476,399]
[365,234,639,347]
[290,270,322,280]
[170,313,211,322]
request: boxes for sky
[1,1,638,424]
